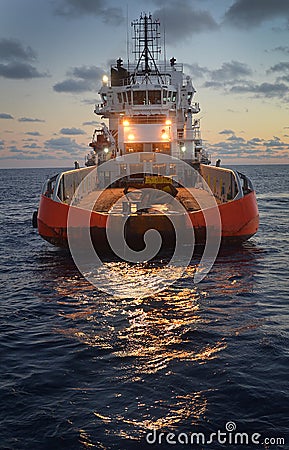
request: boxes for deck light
[181,145,186,152]
[102,75,109,85]
[165,119,172,125]
[128,133,135,140]
[123,119,130,126]
[104,147,109,153]
[161,129,169,140]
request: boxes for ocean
[0,165,288,449]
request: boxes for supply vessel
[33,13,259,250]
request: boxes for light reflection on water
[34,241,264,447]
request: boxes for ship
[33,13,259,253]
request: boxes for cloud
[53,78,93,93]
[0,38,48,80]
[223,0,289,28]
[202,80,223,89]
[25,131,41,136]
[277,74,289,83]
[207,133,289,159]
[23,143,41,149]
[210,60,252,82]
[152,0,218,44]
[247,137,263,145]
[54,0,124,24]
[68,65,105,80]
[227,134,246,143]
[271,46,289,54]
[53,65,105,93]
[82,120,100,126]
[0,38,37,61]
[219,129,235,135]
[18,117,45,122]
[0,113,14,119]
[60,127,86,135]
[184,63,210,78]
[0,62,47,79]
[267,62,289,73]
[8,146,23,153]
[230,81,289,98]
[45,136,84,154]
[2,146,55,160]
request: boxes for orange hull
[37,190,259,248]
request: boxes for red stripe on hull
[37,191,259,247]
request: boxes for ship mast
[132,13,163,83]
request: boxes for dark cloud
[227,135,246,143]
[54,65,104,93]
[3,147,55,160]
[23,143,41,149]
[278,74,289,83]
[202,61,252,91]
[0,62,47,79]
[8,146,23,153]
[202,80,223,89]
[223,0,289,28]
[230,81,289,98]
[0,113,14,119]
[0,38,47,80]
[247,137,263,145]
[207,133,289,159]
[18,117,45,123]
[271,46,289,54]
[53,78,93,93]
[0,38,36,62]
[25,131,41,136]
[210,61,252,82]
[60,127,86,135]
[45,137,84,154]
[152,0,218,44]
[68,65,105,80]
[219,129,235,135]
[82,120,100,126]
[267,62,289,73]
[54,0,124,25]
[184,63,210,78]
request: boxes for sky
[0,0,289,168]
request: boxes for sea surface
[0,165,288,450]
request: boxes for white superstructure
[91,13,209,165]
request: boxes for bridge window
[152,143,171,154]
[167,91,176,102]
[133,90,147,105]
[148,90,161,104]
[125,143,144,153]
[124,91,132,104]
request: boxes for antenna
[163,9,166,81]
[126,4,130,69]
[131,13,162,79]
